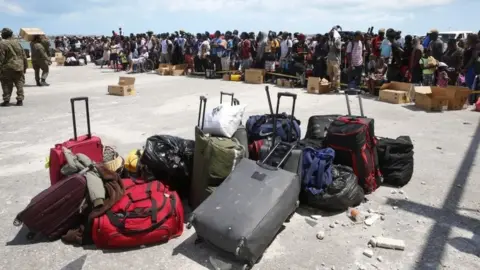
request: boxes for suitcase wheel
[242,263,252,270]
[186,214,195,229]
[186,223,193,229]
[235,238,246,256]
[26,232,36,240]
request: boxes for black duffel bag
[377,136,414,187]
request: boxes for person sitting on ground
[366,57,387,95]
[127,47,149,73]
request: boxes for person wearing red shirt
[371,29,385,58]
[239,32,252,72]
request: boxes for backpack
[246,113,301,143]
[302,147,335,195]
[376,136,414,187]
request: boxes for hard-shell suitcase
[92,178,184,249]
[325,93,382,193]
[258,92,302,175]
[187,141,301,269]
[49,97,103,185]
[13,170,88,240]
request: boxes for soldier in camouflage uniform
[30,35,51,86]
[0,28,27,107]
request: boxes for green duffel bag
[189,127,246,209]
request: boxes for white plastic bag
[202,104,246,138]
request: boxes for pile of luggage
[13,90,415,269]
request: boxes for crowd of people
[1,26,480,107]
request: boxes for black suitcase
[258,92,302,175]
[187,142,301,269]
[304,114,341,141]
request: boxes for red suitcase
[92,178,184,249]
[49,97,103,185]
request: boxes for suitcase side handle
[70,97,91,140]
[272,92,298,147]
[197,96,207,129]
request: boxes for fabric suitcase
[187,141,301,269]
[13,171,88,240]
[325,93,382,193]
[258,92,302,175]
[246,86,301,145]
[92,178,184,249]
[189,96,247,210]
[377,136,414,187]
[304,114,341,141]
[49,97,103,185]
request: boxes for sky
[0,0,478,36]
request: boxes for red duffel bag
[92,178,184,249]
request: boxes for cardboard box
[157,68,172,75]
[55,52,63,58]
[379,90,410,104]
[223,74,230,81]
[379,81,414,103]
[307,77,330,94]
[414,86,449,112]
[108,85,136,96]
[19,28,45,42]
[118,76,135,86]
[245,69,265,84]
[171,64,186,76]
[442,86,470,110]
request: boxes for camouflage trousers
[1,70,25,102]
[32,61,49,81]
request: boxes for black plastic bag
[302,165,364,212]
[141,135,195,198]
[377,136,414,187]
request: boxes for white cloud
[0,0,25,14]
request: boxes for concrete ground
[0,65,479,270]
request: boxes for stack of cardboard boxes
[277,78,294,88]
[244,69,265,84]
[378,81,471,112]
[108,77,136,96]
[306,77,330,94]
[157,64,187,76]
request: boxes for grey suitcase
[187,141,301,269]
[259,91,302,175]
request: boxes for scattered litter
[316,231,325,240]
[368,209,375,213]
[368,243,373,248]
[358,265,366,270]
[334,220,339,225]
[363,226,368,230]
[391,190,397,194]
[310,215,322,220]
[363,249,374,258]
[398,189,404,194]
[370,263,380,269]
[321,262,325,266]
[456,184,462,188]
[331,266,336,270]
[329,224,336,229]
[380,215,386,221]
[436,147,442,150]
[365,214,380,226]
[392,206,398,210]
[405,196,409,200]
[369,237,405,250]
[347,207,366,222]
[377,256,383,262]
[463,122,471,125]
[421,181,426,185]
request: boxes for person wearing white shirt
[128,48,149,73]
[160,35,173,63]
[280,32,292,72]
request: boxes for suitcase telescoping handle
[265,86,274,115]
[197,96,207,129]
[272,91,297,147]
[220,91,239,105]
[70,97,92,140]
[345,92,364,117]
[258,141,296,170]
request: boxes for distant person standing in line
[31,35,51,86]
[0,28,27,106]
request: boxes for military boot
[41,79,50,86]
[0,101,10,107]
[36,80,42,86]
